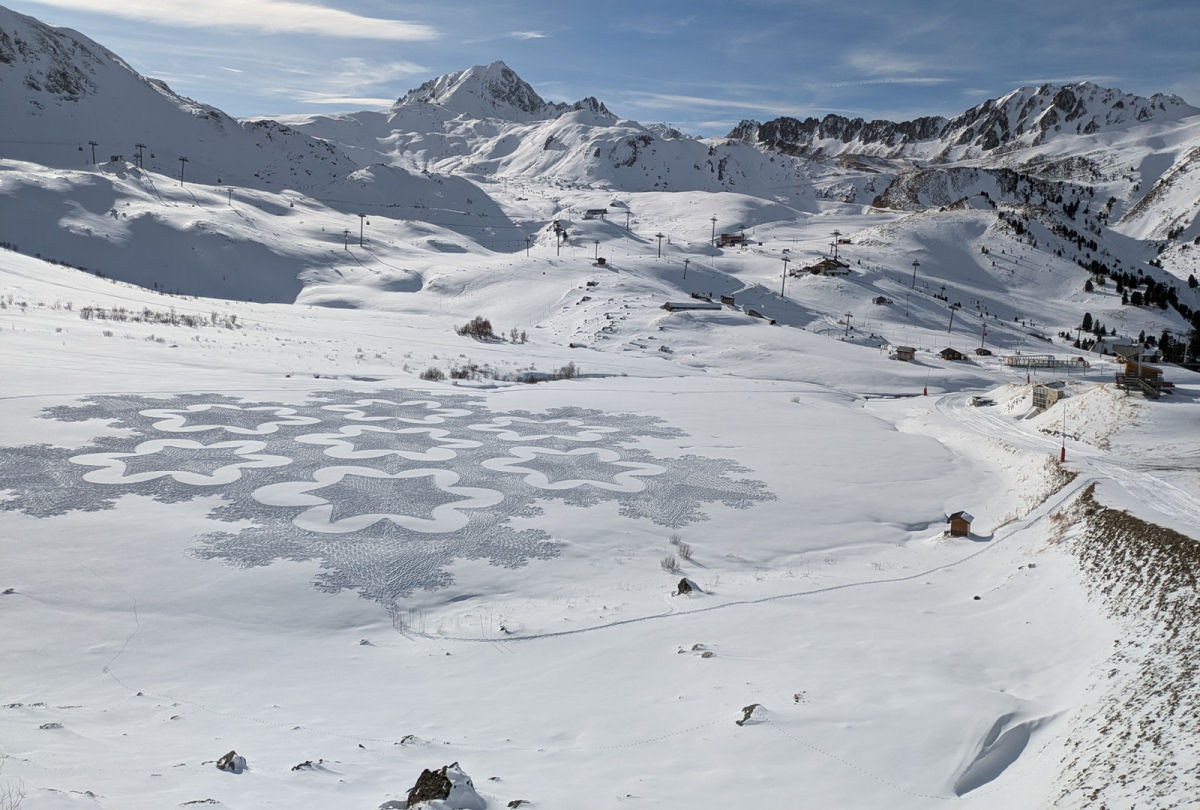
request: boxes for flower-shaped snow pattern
[321,398,472,425]
[294,426,481,464]
[482,447,665,492]
[253,467,502,534]
[71,439,293,486]
[141,404,321,435]
[467,416,618,443]
[0,389,775,605]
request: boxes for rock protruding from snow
[406,762,485,809]
[215,750,246,773]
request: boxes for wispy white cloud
[828,77,955,88]
[273,58,427,106]
[220,66,243,74]
[510,30,547,40]
[622,91,802,117]
[844,50,934,77]
[288,93,399,107]
[27,0,439,40]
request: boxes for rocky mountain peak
[398,60,610,121]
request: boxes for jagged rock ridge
[731,81,1199,158]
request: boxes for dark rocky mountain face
[730,82,1198,159]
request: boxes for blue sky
[7,0,1200,135]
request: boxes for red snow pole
[923,386,928,396]
[1060,445,1066,463]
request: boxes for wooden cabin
[947,511,974,537]
[894,346,916,362]
[940,347,969,361]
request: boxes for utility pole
[178,156,188,186]
[844,311,853,339]
[343,228,350,249]
[88,140,97,164]
[781,256,790,297]
[947,303,959,333]
[911,259,920,289]
[832,229,842,261]
[228,189,233,206]
[525,235,531,257]
[683,258,690,279]
[980,315,988,349]
[625,210,631,229]
[594,239,599,261]
[1060,406,1066,463]
[134,142,146,169]
[358,213,366,246]
[710,215,717,247]
[655,232,665,258]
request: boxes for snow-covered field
[4,205,1198,806]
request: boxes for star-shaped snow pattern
[253,466,501,534]
[321,397,472,426]
[294,425,480,463]
[481,446,665,492]
[141,403,321,435]
[71,439,292,486]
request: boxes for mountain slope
[0,4,352,191]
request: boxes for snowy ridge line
[397,475,1093,644]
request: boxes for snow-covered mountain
[0,4,350,190]
[730,82,1199,160]
[399,60,611,123]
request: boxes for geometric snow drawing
[71,438,292,485]
[0,389,775,606]
[481,446,664,492]
[253,466,502,534]
[141,403,321,435]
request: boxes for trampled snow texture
[1,390,773,604]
